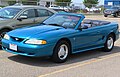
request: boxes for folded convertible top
[83,19,111,26]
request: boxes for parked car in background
[2,13,119,63]
[49,5,70,12]
[49,5,61,9]
[52,9,68,13]
[0,5,56,44]
[85,7,101,13]
[104,6,120,17]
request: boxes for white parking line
[38,53,120,77]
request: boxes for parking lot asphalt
[0,15,120,77]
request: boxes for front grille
[10,36,24,42]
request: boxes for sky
[72,0,104,5]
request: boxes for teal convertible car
[2,13,119,63]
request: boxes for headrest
[83,19,92,24]
[99,21,111,25]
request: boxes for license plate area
[9,44,17,51]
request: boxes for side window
[37,9,53,17]
[48,11,54,16]
[20,9,36,18]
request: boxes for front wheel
[103,34,114,52]
[52,40,70,63]
[0,29,10,45]
[113,13,118,17]
[104,15,108,17]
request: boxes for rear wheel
[103,34,114,52]
[52,40,70,63]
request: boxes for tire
[103,34,114,52]
[0,29,10,45]
[113,13,118,17]
[52,40,70,63]
[104,15,107,17]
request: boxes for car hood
[105,9,118,11]
[8,25,64,38]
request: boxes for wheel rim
[58,44,68,60]
[107,37,113,49]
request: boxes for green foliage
[55,0,71,6]
[7,1,16,5]
[83,0,99,8]
[7,0,38,5]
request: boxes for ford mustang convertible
[2,13,119,63]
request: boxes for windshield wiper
[48,23,60,26]
[48,23,67,29]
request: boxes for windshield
[0,8,21,19]
[43,14,80,28]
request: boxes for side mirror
[17,16,27,21]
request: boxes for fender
[0,26,13,31]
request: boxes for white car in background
[85,7,101,13]
[49,5,69,12]
[49,5,61,9]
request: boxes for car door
[14,8,36,28]
[74,27,103,52]
[34,9,54,24]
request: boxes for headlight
[3,34,10,40]
[25,39,47,45]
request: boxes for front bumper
[2,39,55,57]
[104,13,116,16]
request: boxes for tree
[6,0,38,5]
[83,0,99,8]
[55,0,71,6]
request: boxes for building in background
[3,0,38,6]
[39,0,55,7]
[0,0,8,6]
[23,0,38,5]
[104,0,120,6]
